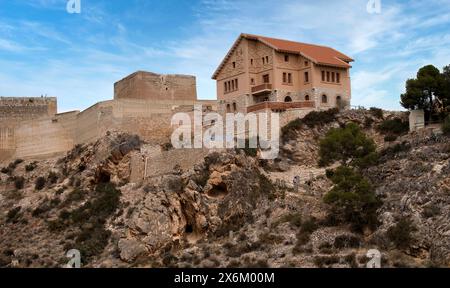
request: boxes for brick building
[212,33,353,114]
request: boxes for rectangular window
[263,74,270,83]
[232,62,236,69]
[251,78,255,85]
[235,79,238,90]
[336,73,340,83]
[305,61,309,66]
[326,71,330,82]
[322,71,325,81]
[224,82,227,93]
[262,57,265,65]
[284,55,289,62]
[304,72,309,83]
[250,59,253,66]
[288,73,292,84]
[283,72,287,83]
[266,56,269,63]
[231,80,235,90]
[332,72,335,82]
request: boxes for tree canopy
[400,65,450,121]
[319,122,377,168]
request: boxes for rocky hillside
[0,109,449,268]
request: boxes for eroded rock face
[118,239,147,263]
[115,151,275,259]
[1,110,450,268]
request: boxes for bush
[324,166,381,232]
[380,141,412,159]
[443,116,450,135]
[334,234,361,249]
[293,217,319,253]
[35,177,46,190]
[14,176,25,190]
[302,108,339,128]
[319,122,377,168]
[25,162,38,172]
[386,217,416,249]
[377,118,409,136]
[384,134,398,142]
[6,206,22,223]
[369,107,384,119]
[47,171,59,185]
[282,108,339,140]
[47,183,121,262]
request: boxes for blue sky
[0,0,449,112]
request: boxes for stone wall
[114,71,197,102]
[1,98,217,161]
[0,97,57,161]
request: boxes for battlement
[114,71,197,101]
[0,97,57,120]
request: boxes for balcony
[251,83,272,96]
[247,101,315,113]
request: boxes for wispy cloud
[1,0,450,112]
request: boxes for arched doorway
[322,94,328,104]
[284,96,293,102]
[305,95,310,101]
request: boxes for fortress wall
[14,117,74,158]
[1,97,219,161]
[74,101,115,145]
[114,72,197,102]
[0,97,58,161]
[0,97,57,120]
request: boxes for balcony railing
[247,101,315,113]
[251,83,272,95]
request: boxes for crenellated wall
[0,97,57,161]
[0,97,217,162]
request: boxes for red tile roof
[212,33,354,79]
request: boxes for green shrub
[333,234,361,249]
[282,108,339,140]
[1,167,10,174]
[47,183,121,262]
[369,107,384,119]
[314,255,340,268]
[25,162,38,172]
[293,217,319,253]
[324,166,381,232]
[14,176,25,190]
[384,134,398,142]
[364,117,375,128]
[377,118,409,136]
[301,108,339,128]
[6,206,22,223]
[47,171,59,184]
[319,122,377,168]
[443,116,450,135]
[35,177,46,190]
[386,217,416,249]
[380,141,412,159]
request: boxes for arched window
[226,104,231,113]
[305,94,310,101]
[322,94,328,104]
[233,102,237,111]
[284,96,293,102]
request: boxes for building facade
[212,33,353,114]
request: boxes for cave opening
[207,182,228,198]
[185,224,194,234]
